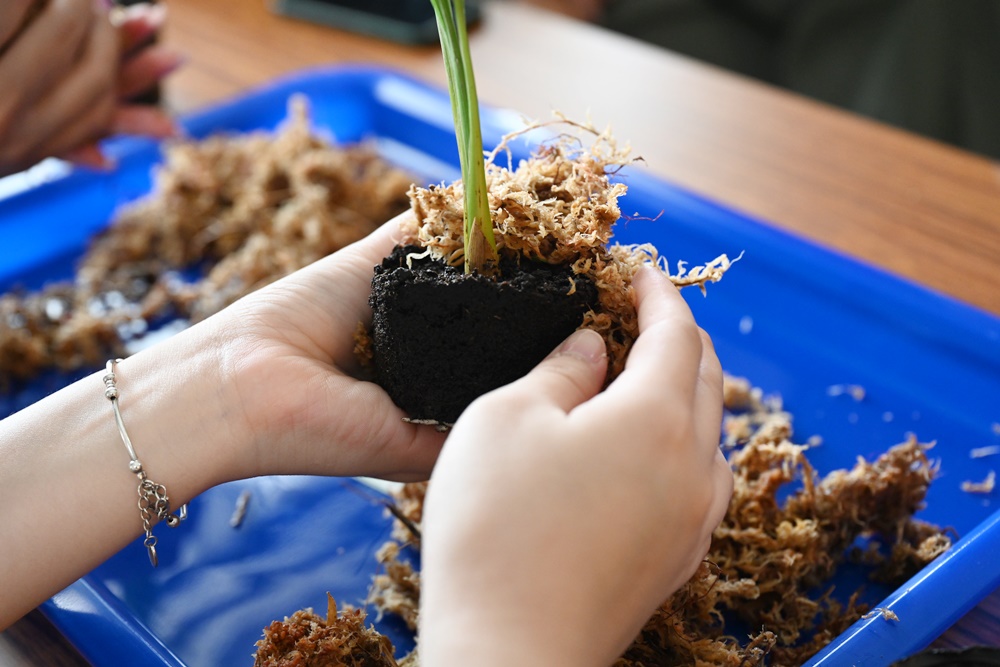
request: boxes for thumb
[513,328,608,413]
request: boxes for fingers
[587,267,725,473]
[342,210,416,268]
[117,45,183,100]
[298,210,413,320]
[607,267,703,407]
[61,143,115,170]
[633,265,697,336]
[0,0,93,111]
[496,328,608,415]
[55,87,180,171]
[332,378,448,480]
[246,364,447,481]
[109,104,178,137]
[115,2,166,55]
[230,212,413,371]
[1,1,182,171]
[709,449,734,526]
[33,92,115,167]
[692,328,724,464]
[20,10,118,161]
[0,0,38,53]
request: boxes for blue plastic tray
[2,66,999,667]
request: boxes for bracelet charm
[103,359,187,567]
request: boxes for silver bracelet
[103,359,187,567]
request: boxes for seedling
[429,0,499,275]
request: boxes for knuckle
[540,356,592,389]
[467,383,531,418]
[645,317,702,357]
[677,317,704,352]
[49,0,87,38]
[699,330,722,373]
[717,451,735,495]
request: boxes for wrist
[420,601,615,667]
[418,567,605,667]
[117,317,257,501]
[0,314,254,622]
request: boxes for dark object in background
[271,0,481,45]
[369,244,599,423]
[892,647,1000,666]
[114,0,161,105]
[596,0,1000,160]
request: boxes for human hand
[203,212,448,484]
[0,0,181,176]
[417,267,734,667]
[0,213,446,627]
[0,1,41,52]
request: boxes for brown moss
[0,98,412,386]
[254,594,398,667]
[370,374,950,667]
[399,121,737,380]
[369,543,420,633]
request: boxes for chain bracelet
[104,359,187,568]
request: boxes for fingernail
[633,264,662,286]
[145,48,187,79]
[121,3,167,27]
[144,3,168,29]
[555,329,607,364]
[69,147,116,171]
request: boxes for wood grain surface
[160,0,1000,316]
[2,1,998,664]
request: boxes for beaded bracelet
[103,359,187,567]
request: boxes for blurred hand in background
[0,0,183,177]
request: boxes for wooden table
[3,1,999,664]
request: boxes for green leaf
[429,0,498,274]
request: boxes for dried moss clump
[254,594,400,667]
[399,121,737,379]
[0,98,412,387]
[369,374,951,667]
[370,542,421,633]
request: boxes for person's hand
[417,266,734,667]
[0,1,41,52]
[202,212,448,483]
[0,213,445,628]
[0,0,181,176]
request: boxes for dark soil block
[370,244,600,423]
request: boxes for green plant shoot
[429,0,498,275]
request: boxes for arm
[418,267,733,667]
[0,213,447,630]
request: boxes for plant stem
[429,0,498,275]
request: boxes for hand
[418,267,734,667]
[0,213,445,628]
[206,212,448,483]
[0,1,181,176]
[0,1,41,52]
